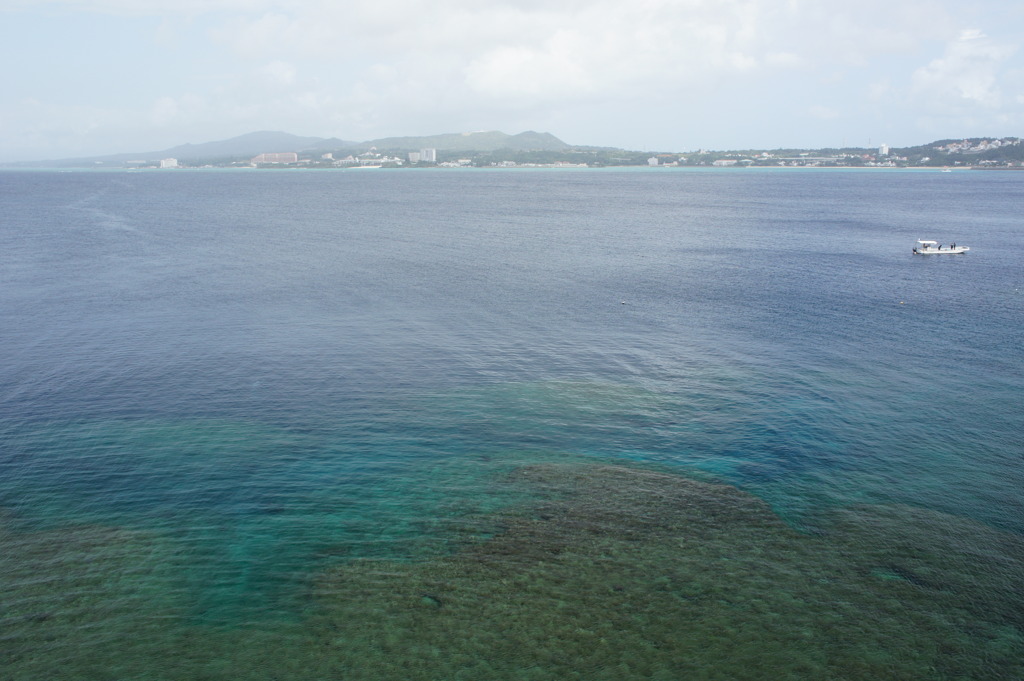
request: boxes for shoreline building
[252,152,299,165]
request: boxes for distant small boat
[913,239,969,255]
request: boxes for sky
[1,0,1023,161]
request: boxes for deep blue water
[1,167,1022,677]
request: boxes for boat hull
[913,247,969,255]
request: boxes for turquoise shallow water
[1,168,1022,678]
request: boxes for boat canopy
[917,240,939,245]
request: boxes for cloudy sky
[1,0,1022,161]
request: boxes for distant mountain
[157,131,355,161]
[8,130,572,167]
[1,131,346,167]
[15,132,1016,168]
[359,130,569,152]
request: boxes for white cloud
[765,52,801,68]
[259,60,297,86]
[150,93,207,126]
[464,33,595,99]
[452,0,811,103]
[911,29,1018,108]
[809,105,841,120]
[2,0,1024,159]
[0,0,278,15]
[867,79,893,101]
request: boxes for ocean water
[1,167,1022,680]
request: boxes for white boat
[913,240,969,255]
